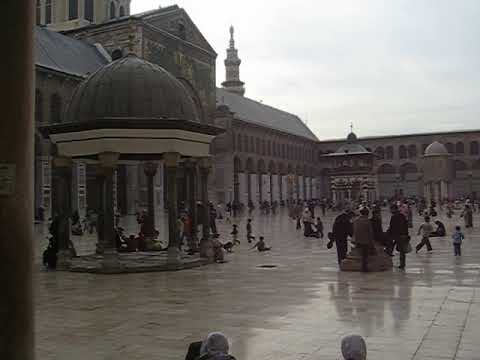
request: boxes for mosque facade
[33,1,480,219]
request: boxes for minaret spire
[222,25,245,96]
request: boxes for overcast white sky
[131,0,480,140]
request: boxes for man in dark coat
[330,210,353,266]
[387,205,410,270]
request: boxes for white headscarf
[200,332,229,356]
[341,335,367,360]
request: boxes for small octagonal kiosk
[422,141,454,204]
[41,54,223,273]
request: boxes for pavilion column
[185,159,198,250]
[278,174,283,202]
[0,1,35,357]
[164,153,180,262]
[258,173,263,203]
[52,156,73,269]
[98,153,119,260]
[269,173,274,204]
[199,158,214,259]
[143,162,158,240]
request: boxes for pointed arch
[399,145,407,159]
[110,1,116,19]
[119,5,126,17]
[470,141,479,156]
[386,146,394,160]
[85,0,94,22]
[69,0,78,20]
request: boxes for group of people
[185,332,367,360]
[326,197,469,272]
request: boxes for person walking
[328,209,353,267]
[452,225,464,256]
[246,218,253,243]
[416,215,434,253]
[386,204,410,270]
[353,207,374,272]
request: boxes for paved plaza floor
[35,208,480,360]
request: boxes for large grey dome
[424,141,449,156]
[65,54,199,123]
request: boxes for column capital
[53,156,72,168]
[98,152,120,168]
[163,152,181,168]
[143,161,158,177]
[199,157,213,173]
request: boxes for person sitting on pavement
[341,335,367,360]
[250,236,271,252]
[430,220,446,237]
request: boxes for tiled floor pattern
[35,209,480,359]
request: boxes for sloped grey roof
[324,143,371,157]
[35,26,108,77]
[217,88,318,141]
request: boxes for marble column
[52,156,73,269]
[0,2,35,357]
[269,173,274,204]
[97,153,119,262]
[199,158,213,258]
[143,162,158,239]
[164,153,180,262]
[185,159,198,248]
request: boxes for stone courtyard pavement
[35,208,480,360]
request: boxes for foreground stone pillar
[164,153,180,262]
[0,1,34,358]
[143,161,158,239]
[53,156,73,269]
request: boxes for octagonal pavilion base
[65,252,212,274]
[340,244,393,272]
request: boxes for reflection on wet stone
[34,210,480,360]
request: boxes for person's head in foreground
[200,332,234,359]
[341,335,367,360]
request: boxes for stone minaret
[221,26,245,96]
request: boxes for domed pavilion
[322,132,377,204]
[40,53,223,273]
[422,141,454,203]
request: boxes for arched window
[243,135,248,152]
[422,144,429,155]
[250,137,254,153]
[69,0,78,20]
[375,147,385,159]
[386,146,394,160]
[282,144,286,159]
[408,144,417,158]
[36,0,41,25]
[445,142,454,154]
[399,145,407,159]
[119,6,126,17]
[267,140,271,156]
[456,142,465,155]
[237,134,242,152]
[35,89,43,123]
[85,0,94,22]
[262,139,266,155]
[470,141,479,156]
[45,0,52,24]
[110,2,116,19]
[50,93,62,123]
[178,22,186,40]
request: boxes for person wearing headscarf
[341,335,367,360]
[197,332,236,360]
